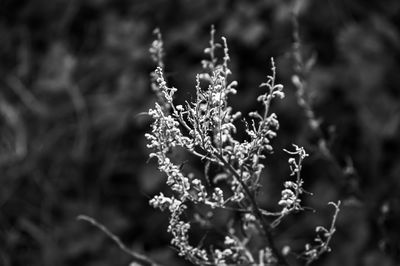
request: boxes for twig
[215,153,290,266]
[304,201,341,265]
[77,215,163,266]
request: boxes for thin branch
[321,201,341,253]
[303,201,341,265]
[77,215,163,266]
[215,153,290,266]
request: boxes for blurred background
[1,0,400,265]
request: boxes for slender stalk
[77,215,163,266]
[215,154,290,266]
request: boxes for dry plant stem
[322,202,341,252]
[272,147,307,228]
[305,201,341,265]
[186,139,288,264]
[169,65,289,264]
[147,28,311,265]
[77,215,163,266]
[216,154,289,266]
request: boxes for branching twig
[303,201,341,265]
[215,153,290,266]
[77,215,163,266]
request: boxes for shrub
[145,27,340,266]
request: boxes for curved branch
[77,215,163,266]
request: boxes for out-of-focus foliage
[0,0,399,265]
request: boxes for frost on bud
[224,236,236,246]
[315,226,327,233]
[272,84,285,99]
[150,193,174,211]
[243,213,256,223]
[212,187,225,207]
[274,84,284,91]
[279,189,296,207]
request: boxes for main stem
[216,154,290,266]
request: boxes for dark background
[1,0,400,265]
